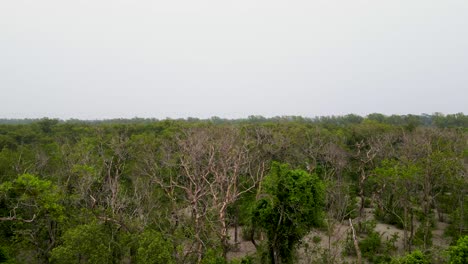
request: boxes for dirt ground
[226,207,451,263]
[226,227,257,260]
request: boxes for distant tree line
[1,112,467,127]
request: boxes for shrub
[360,231,382,259]
[390,250,430,264]
[201,248,226,264]
[50,223,112,264]
[251,162,325,264]
[136,229,175,264]
[447,235,468,264]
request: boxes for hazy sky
[1,0,467,119]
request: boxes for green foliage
[36,118,59,134]
[447,236,468,264]
[390,250,430,264]
[0,174,64,221]
[360,231,382,257]
[201,248,227,264]
[312,235,322,244]
[50,223,112,264]
[344,220,398,263]
[383,232,400,255]
[0,117,466,262]
[0,246,11,264]
[446,202,468,241]
[136,229,175,264]
[373,159,421,230]
[0,174,65,262]
[357,219,377,235]
[252,162,325,263]
[343,230,356,257]
[0,146,36,183]
[374,207,404,228]
[413,225,433,247]
[228,255,255,264]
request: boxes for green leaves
[390,250,430,264]
[136,229,175,264]
[252,162,325,263]
[447,236,468,264]
[0,174,65,262]
[50,223,112,264]
[0,174,64,222]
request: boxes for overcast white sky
[1,0,467,119]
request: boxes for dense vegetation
[0,113,467,263]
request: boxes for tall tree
[252,162,325,264]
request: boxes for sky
[1,0,467,119]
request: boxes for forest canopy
[0,114,466,264]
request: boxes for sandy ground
[226,207,451,263]
[226,227,257,261]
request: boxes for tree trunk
[349,218,362,264]
[192,207,204,264]
[270,244,280,264]
[409,208,414,251]
[219,208,229,260]
[403,205,408,252]
[460,191,465,237]
[234,205,239,245]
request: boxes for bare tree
[355,133,396,218]
[203,127,261,258]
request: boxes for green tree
[0,174,64,262]
[374,159,421,251]
[50,223,112,264]
[390,250,430,264]
[447,236,468,264]
[251,162,325,264]
[0,174,64,220]
[36,118,59,134]
[136,229,175,264]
